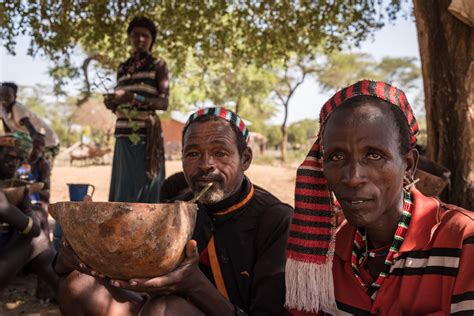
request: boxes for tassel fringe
[285,258,336,313]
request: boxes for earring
[404,174,420,191]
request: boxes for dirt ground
[49,160,297,205]
[0,160,297,315]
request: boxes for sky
[0,10,420,125]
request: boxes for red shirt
[292,189,474,315]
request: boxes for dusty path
[1,161,297,315]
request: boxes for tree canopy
[169,52,277,132]
[1,0,406,93]
[316,51,423,111]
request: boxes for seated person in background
[29,134,51,205]
[55,107,293,315]
[159,171,191,202]
[0,132,58,294]
[285,80,473,315]
[0,82,60,161]
[28,133,52,240]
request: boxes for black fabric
[185,178,293,315]
[114,127,148,137]
[108,138,164,202]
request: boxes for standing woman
[104,16,169,203]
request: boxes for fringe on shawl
[285,258,337,314]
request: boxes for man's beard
[191,172,227,205]
[198,187,226,204]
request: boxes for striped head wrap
[184,107,250,143]
[285,80,419,313]
[0,132,33,156]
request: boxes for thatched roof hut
[70,98,115,134]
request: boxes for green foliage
[251,154,278,166]
[1,1,406,94]
[263,125,282,148]
[416,115,427,150]
[20,86,49,118]
[51,115,81,147]
[16,86,81,147]
[377,56,421,88]
[116,105,141,144]
[315,51,424,114]
[317,52,421,92]
[169,52,278,131]
[287,119,318,145]
[317,52,376,91]
[286,148,312,164]
[272,55,320,104]
[2,1,417,154]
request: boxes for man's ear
[241,147,253,171]
[405,147,419,178]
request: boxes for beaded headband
[184,107,250,142]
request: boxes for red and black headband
[319,79,418,146]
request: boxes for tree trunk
[281,125,288,162]
[413,0,473,209]
[66,123,71,148]
[280,103,290,162]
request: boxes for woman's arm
[108,59,169,111]
[132,59,170,111]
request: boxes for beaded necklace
[351,191,413,297]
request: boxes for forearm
[187,276,235,316]
[0,205,40,237]
[39,166,51,202]
[133,93,169,111]
[39,190,50,202]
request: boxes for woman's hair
[127,16,157,47]
[333,95,412,154]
